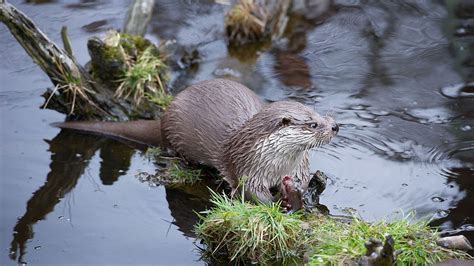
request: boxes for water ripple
[441,82,474,99]
[427,140,474,163]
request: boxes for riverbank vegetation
[2,1,473,264]
[196,192,472,265]
[0,1,172,120]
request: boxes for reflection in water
[445,0,474,82]
[24,0,57,4]
[8,130,135,262]
[433,1,474,255]
[272,1,333,90]
[165,183,213,238]
[81,19,109,33]
[359,1,397,90]
[98,141,135,185]
[9,131,101,262]
[2,0,474,263]
[7,129,214,263]
[65,0,104,10]
[273,50,312,89]
[431,166,474,255]
[149,0,219,42]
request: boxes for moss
[136,161,202,186]
[145,91,173,110]
[120,33,153,53]
[100,44,125,61]
[88,31,170,106]
[307,214,470,265]
[195,194,472,264]
[144,146,162,160]
[167,162,202,184]
[87,33,128,83]
[115,46,170,106]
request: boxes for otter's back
[162,79,262,168]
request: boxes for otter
[54,79,338,210]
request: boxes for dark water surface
[1,0,473,264]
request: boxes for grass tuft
[225,0,269,45]
[196,194,472,264]
[144,90,173,110]
[44,58,103,115]
[116,46,169,107]
[307,214,471,265]
[167,162,202,184]
[136,161,201,186]
[195,191,306,264]
[144,146,162,160]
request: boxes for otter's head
[256,101,337,211]
[250,101,339,152]
[223,101,338,210]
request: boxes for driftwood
[0,0,164,120]
[0,0,130,119]
[123,0,154,36]
[0,0,82,88]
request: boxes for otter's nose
[332,123,339,133]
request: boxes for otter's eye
[309,123,318,128]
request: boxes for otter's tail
[51,120,163,146]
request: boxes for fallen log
[0,0,129,120]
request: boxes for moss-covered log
[0,0,130,120]
[0,1,171,120]
[0,1,81,88]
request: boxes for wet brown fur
[54,79,337,208]
[52,120,163,146]
[161,79,262,167]
[163,79,337,206]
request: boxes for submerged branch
[123,0,154,36]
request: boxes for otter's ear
[281,117,291,126]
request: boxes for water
[1,0,473,264]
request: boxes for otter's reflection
[8,130,135,263]
[9,129,216,263]
[165,181,215,238]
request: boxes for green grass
[195,193,472,264]
[307,214,470,265]
[167,162,202,184]
[145,90,173,110]
[116,46,170,107]
[144,146,162,160]
[195,191,306,264]
[136,161,201,186]
[225,0,268,44]
[44,58,100,115]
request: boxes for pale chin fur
[309,131,333,149]
[243,126,330,190]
